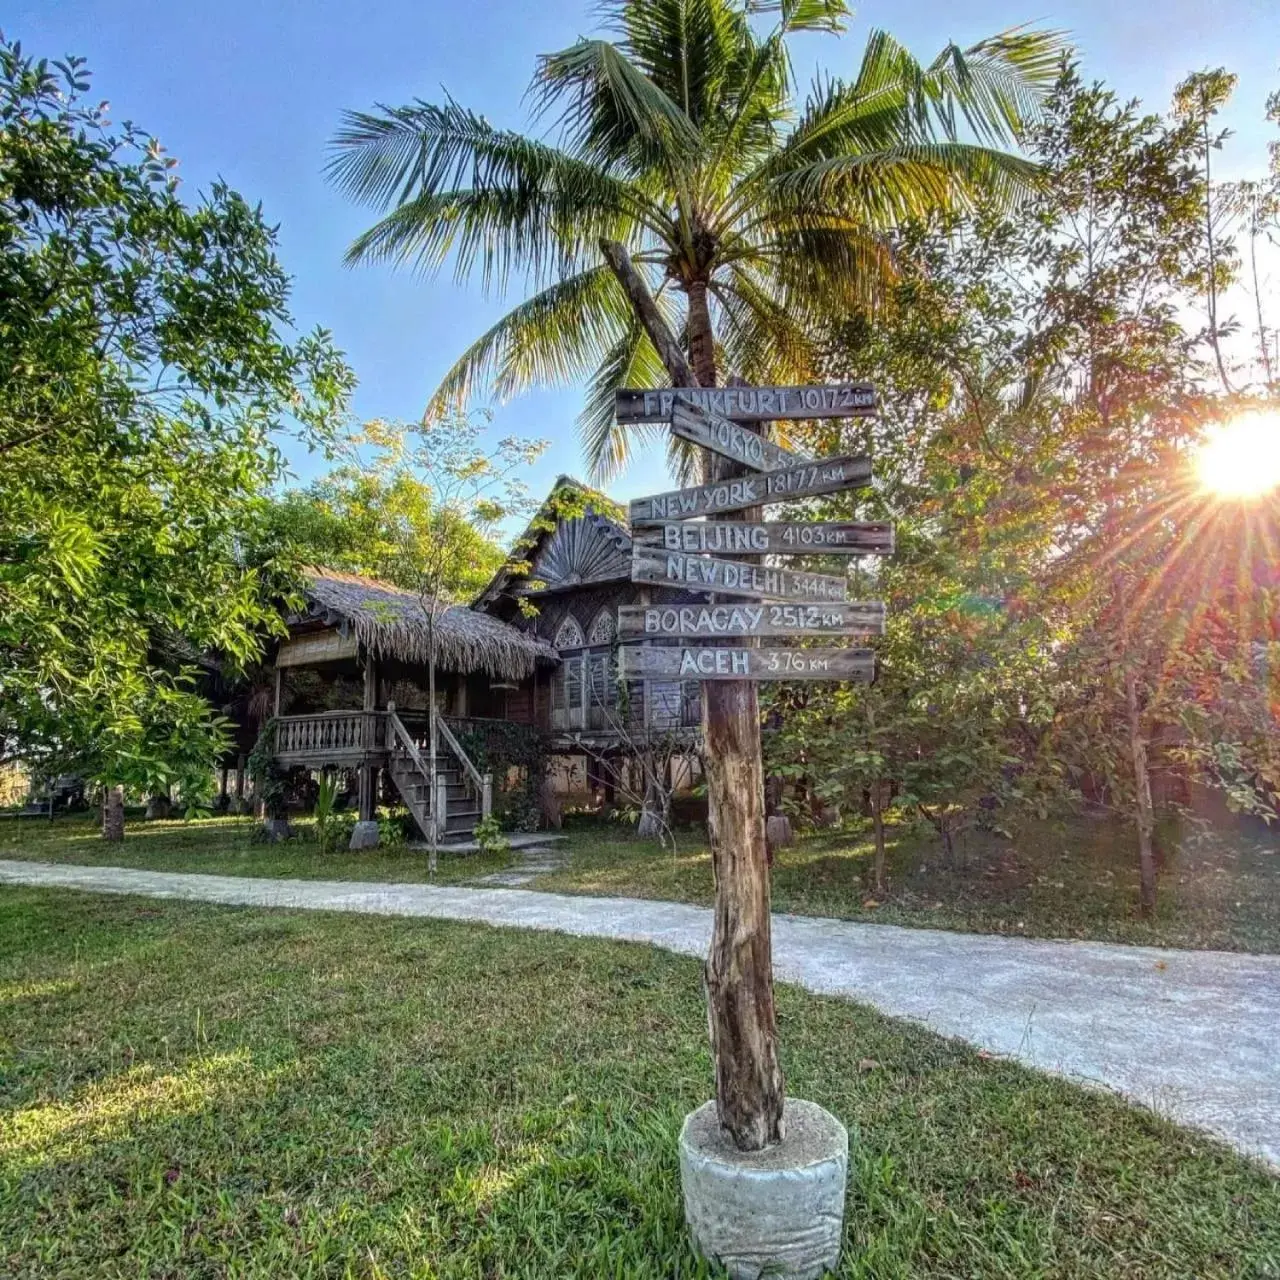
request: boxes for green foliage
[255,450,507,600]
[471,814,510,857]
[312,772,341,855]
[453,721,549,831]
[0,37,354,795]
[771,66,1279,908]
[245,721,291,821]
[329,0,1068,479]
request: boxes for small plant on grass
[472,814,509,857]
[312,772,341,854]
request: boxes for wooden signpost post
[615,381,890,1193]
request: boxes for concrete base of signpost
[679,1099,848,1280]
[348,820,380,850]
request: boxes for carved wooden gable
[530,512,630,591]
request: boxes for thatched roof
[300,570,558,680]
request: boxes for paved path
[2,859,1277,1168]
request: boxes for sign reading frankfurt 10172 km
[615,385,891,684]
[616,382,877,424]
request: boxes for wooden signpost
[634,520,894,556]
[616,382,878,424]
[611,375,889,1189]
[631,548,848,603]
[618,600,886,639]
[629,454,872,525]
[621,645,875,682]
[670,398,806,472]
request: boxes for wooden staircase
[386,706,491,845]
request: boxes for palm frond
[765,142,1041,221]
[532,37,702,172]
[329,99,661,290]
[923,27,1071,146]
[426,266,632,419]
[745,0,849,35]
[580,313,673,482]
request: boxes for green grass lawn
[5,810,1276,954]
[532,813,1280,955]
[1,888,1276,1278]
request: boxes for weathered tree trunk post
[1124,659,1158,915]
[102,784,125,842]
[350,650,381,850]
[602,242,783,1151]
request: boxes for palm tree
[329,0,1068,1160]
[328,0,1066,481]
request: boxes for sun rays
[1195,410,1280,499]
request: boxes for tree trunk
[601,244,783,1151]
[688,276,784,1151]
[428,648,439,873]
[870,783,887,892]
[1124,660,1158,916]
[102,784,125,842]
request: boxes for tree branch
[598,240,696,387]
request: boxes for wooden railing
[437,717,493,820]
[275,710,379,757]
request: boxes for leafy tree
[374,414,547,868]
[328,0,1066,479]
[256,434,508,600]
[797,67,1277,915]
[0,38,354,836]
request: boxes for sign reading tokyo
[632,550,847,603]
[620,645,875,682]
[670,399,804,473]
[618,601,886,639]
[629,455,871,526]
[616,383,877,424]
[634,520,894,557]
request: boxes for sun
[1195,410,1280,499]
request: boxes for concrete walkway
[1,859,1277,1169]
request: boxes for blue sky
[9,0,1279,508]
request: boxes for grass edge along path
[1,886,1277,1278]
[2,812,1278,955]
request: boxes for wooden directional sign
[617,383,877,424]
[632,549,847,603]
[618,600,885,640]
[630,455,872,526]
[671,399,805,473]
[635,520,894,557]
[620,644,875,682]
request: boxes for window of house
[553,616,586,713]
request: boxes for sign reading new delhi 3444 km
[615,388,891,684]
